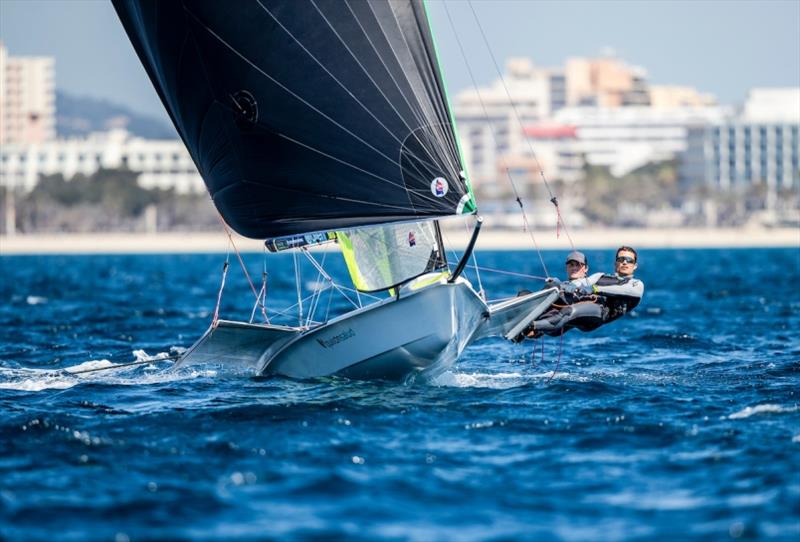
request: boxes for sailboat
[113,0,557,379]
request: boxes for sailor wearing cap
[515,247,644,341]
[543,250,590,302]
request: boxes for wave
[727,404,799,420]
[0,349,206,392]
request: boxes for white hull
[176,277,558,380]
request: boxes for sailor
[518,246,644,340]
[544,250,591,303]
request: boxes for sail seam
[262,0,443,193]
[310,0,450,199]
[183,6,422,181]
[371,1,460,180]
[343,0,456,180]
[387,1,461,178]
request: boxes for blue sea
[1,247,798,541]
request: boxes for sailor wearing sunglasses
[518,246,644,340]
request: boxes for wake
[0,348,214,392]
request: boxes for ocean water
[1,247,798,541]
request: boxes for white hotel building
[542,105,729,180]
[453,55,722,196]
[681,88,800,194]
[0,128,204,194]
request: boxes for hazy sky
[1,0,798,120]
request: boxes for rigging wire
[211,242,231,328]
[303,248,329,327]
[465,0,576,251]
[250,246,270,324]
[217,215,268,321]
[293,250,303,326]
[441,2,549,278]
[301,248,361,310]
[464,263,547,282]
[460,217,485,297]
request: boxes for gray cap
[565,251,587,265]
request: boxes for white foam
[63,359,115,374]
[0,368,79,391]
[431,369,588,389]
[26,295,48,305]
[431,370,525,389]
[728,404,798,420]
[0,349,203,392]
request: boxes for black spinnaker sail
[113,0,476,239]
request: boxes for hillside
[56,91,176,139]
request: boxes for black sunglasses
[566,260,584,266]
[616,256,636,264]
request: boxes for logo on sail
[408,231,416,247]
[431,177,448,197]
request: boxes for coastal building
[550,105,727,178]
[503,105,727,188]
[564,55,650,107]
[0,43,56,145]
[681,88,800,196]
[453,54,717,197]
[0,128,204,194]
[453,58,564,198]
[649,85,717,109]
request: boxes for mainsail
[113,0,476,239]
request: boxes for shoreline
[1,227,797,255]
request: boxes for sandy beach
[1,227,797,255]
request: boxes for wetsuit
[525,273,644,338]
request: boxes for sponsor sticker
[408,231,416,247]
[316,328,355,349]
[431,177,448,197]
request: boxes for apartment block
[0,43,56,145]
[682,89,800,195]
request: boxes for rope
[546,329,565,383]
[529,335,545,368]
[465,0,576,252]
[442,2,549,278]
[217,215,264,311]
